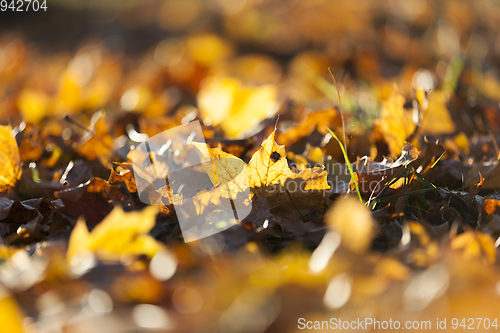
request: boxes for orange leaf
[374,91,416,157]
[0,125,21,193]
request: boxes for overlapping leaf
[193,131,330,218]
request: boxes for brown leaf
[55,177,133,228]
[109,168,137,193]
[354,142,420,195]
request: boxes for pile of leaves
[2,0,500,332]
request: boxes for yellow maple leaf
[375,91,416,157]
[67,205,163,262]
[197,76,277,138]
[247,131,330,197]
[0,125,21,193]
[192,131,330,214]
[190,142,249,200]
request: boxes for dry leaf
[482,199,500,216]
[67,205,163,262]
[450,230,496,264]
[0,287,27,333]
[197,76,277,138]
[109,167,137,193]
[277,109,340,147]
[190,142,249,199]
[75,111,114,166]
[0,125,21,193]
[193,131,330,216]
[374,91,416,157]
[354,142,420,195]
[467,162,500,190]
[246,131,330,210]
[420,90,456,135]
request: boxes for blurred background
[2,0,500,332]
[2,0,499,137]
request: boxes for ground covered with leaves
[2,1,500,332]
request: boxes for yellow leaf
[17,89,50,124]
[326,197,375,254]
[454,132,470,154]
[54,72,82,115]
[248,131,329,189]
[374,91,416,157]
[192,132,329,216]
[185,34,233,66]
[190,142,248,199]
[450,230,496,264]
[277,109,340,147]
[375,257,410,281]
[246,131,330,209]
[0,287,27,333]
[420,90,456,135]
[197,76,277,138]
[75,111,114,166]
[0,125,21,193]
[67,205,163,262]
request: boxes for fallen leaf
[67,205,162,262]
[197,76,277,138]
[190,142,249,199]
[450,230,496,264]
[246,131,331,213]
[55,177,129,228]
[467,161,500,190]
[75,111,114,167]
[420,90,456,135]
[277,108,340,148]
[0,287,27,333]
[354,142,420,195]
[482,199,500,216]
[109,166,137,193]
[193,131,330,218]
[0,125,21,193]
[374,91,416,157]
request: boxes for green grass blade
[327,127,362,202]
